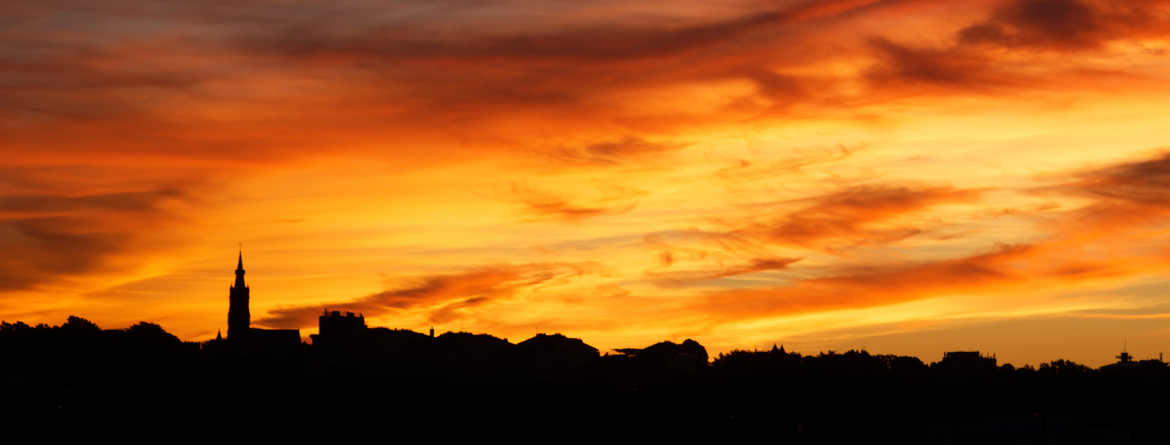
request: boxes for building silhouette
[312,310,367,347]
[227,251,250,340]
[226,251,300,352]
[1116,341,1133,364]
[934,350,997,375]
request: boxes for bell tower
[228,250,250,341]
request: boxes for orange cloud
[256,263,589,329]
[646,256,802,285]
[959,0,1170,50]
[0,168,198,292]
[549,137,685,167]
[695,150,1170,327]
[697,243,1040,321]
[747,185,982,250]
[4,0,1165,170]
[509,183,644,221]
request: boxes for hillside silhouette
[3,315,1170,441]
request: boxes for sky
[4,0,1170,366]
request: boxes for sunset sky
[5,0,1170,366]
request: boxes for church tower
[228,251,250,341]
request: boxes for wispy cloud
[256,263,590,329]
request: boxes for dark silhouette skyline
[5,311,1170,439]
[5,252,1170,442]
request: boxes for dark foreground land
[3,317,1166,442]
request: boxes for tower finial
[233,247,247,288]
[228,246,250,341]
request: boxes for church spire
[228,249,251,341]
[233,249,247,289]
[235,242,245,276]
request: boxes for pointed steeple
[228,249,251,341]
[233,249,247,289]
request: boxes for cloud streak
[695,150,1170,326]
[256,263,589,329]
[748,185,982,250]
[959,0,1170,50]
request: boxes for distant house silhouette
[1116,350,1133,364]
[227,251,300,352]
[311,310,367,347]
[933,350,997,375]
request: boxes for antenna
[1117,338,1133,363]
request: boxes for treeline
[3,316,1161,383]
[712,346,1169,378]
[4,316,1170,442]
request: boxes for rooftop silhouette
[2,253,1169,440]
